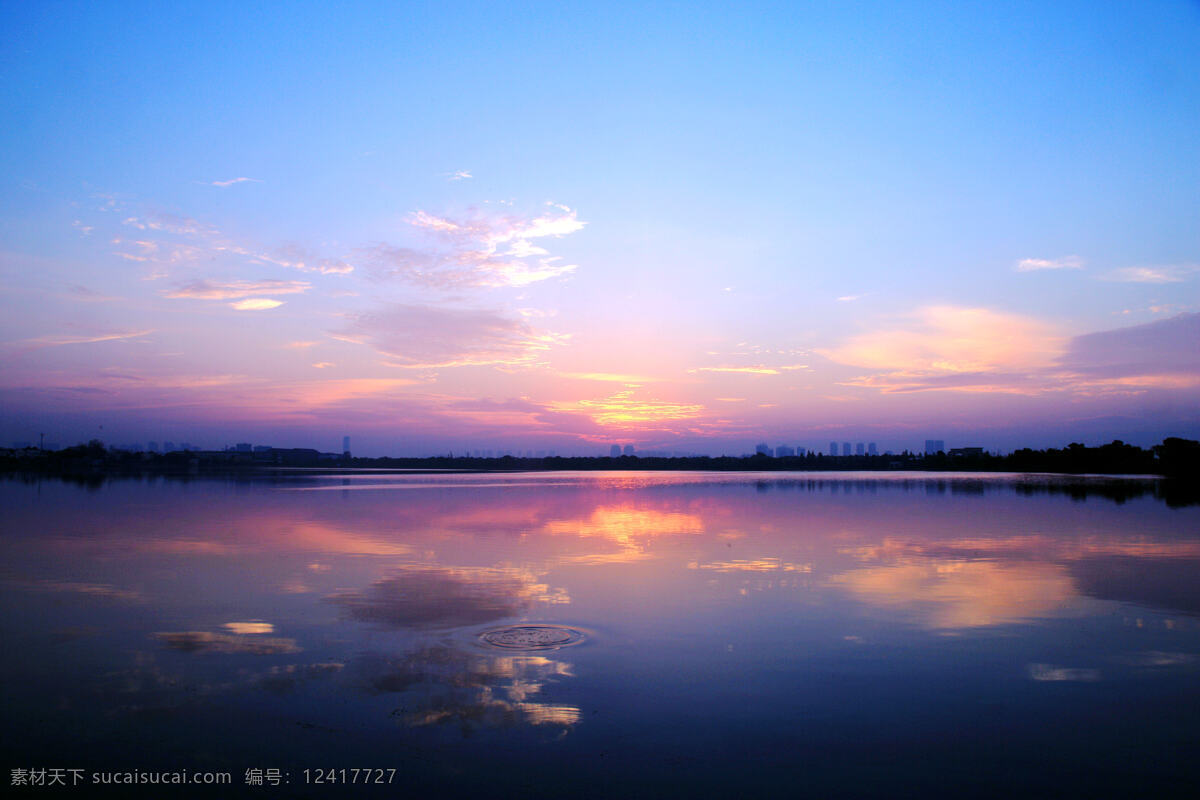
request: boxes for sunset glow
[2,2,1198,455]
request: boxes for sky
[1,0,1198,456]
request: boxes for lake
[2,471,1198,797]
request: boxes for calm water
[2,471,1198,797]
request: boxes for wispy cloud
[122,212,214,236]
[99,205,355,277]
[66,285,117,302]
[367,203,585,289]
[11,329,154,350]
[164,279,311,300]
[445,170,473,181]
[226,243,355,275]
[1015,255,1084,272]
[1100,265,1197,284]
[558,372,659,383]
[207,177,262,187]
[338,304,565,370]
[689,366,782,375]
[230,298,284,311]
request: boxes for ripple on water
[478,625,587,651]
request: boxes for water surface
[2,471,1198,797]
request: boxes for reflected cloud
[223,621,275,635]
[153,631,302,654]
[348,646,580,732]
[541,506,705,564]
[1027,663,1101,682]
[255,662,344,694]
[688,558,812,573]
[1114,651,1199,668]
[828,560,1080,629]
[326,566,567,630]
[6,578,143,602]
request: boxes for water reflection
[2,471,1199,794]
[154,631,303,655]
[349,646,580,732]
[828,560,1083,629]
[327,566,568,630]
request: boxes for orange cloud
[551,389,704,427]
[824,306,1064,375]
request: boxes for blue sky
[2,1,1198,454]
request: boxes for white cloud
[1015,255,1084,272]
[445,170,473,181]
[1100,265,1197,284]
[208,177,262,187]
[369,204,585,289]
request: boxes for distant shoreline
[3,437,1198,480]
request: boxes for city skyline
[3,2,1199,457]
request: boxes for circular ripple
[479,625,587,651]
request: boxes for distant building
[623,444,635,456]
[253,445,272,453]
[797,447,807,456]
[775,445,795,458]
[855,442,865,456]
[842,442,852,457]
[756,442,772,456]
[868,442,878,456]
[925,440,945,455]
[235,442,253,453]
[343,435,351,456]
[148,441,159,453]
[829,441,839,456]
[610,444,622,457]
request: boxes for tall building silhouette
[623,444,635,456]
[342,435,351,455]
[868,442,878,455]
[855,442,865,456]
[925,439,945,455]
[610,444,621,457]
[830,441,838,456]
[842,442,852,456]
